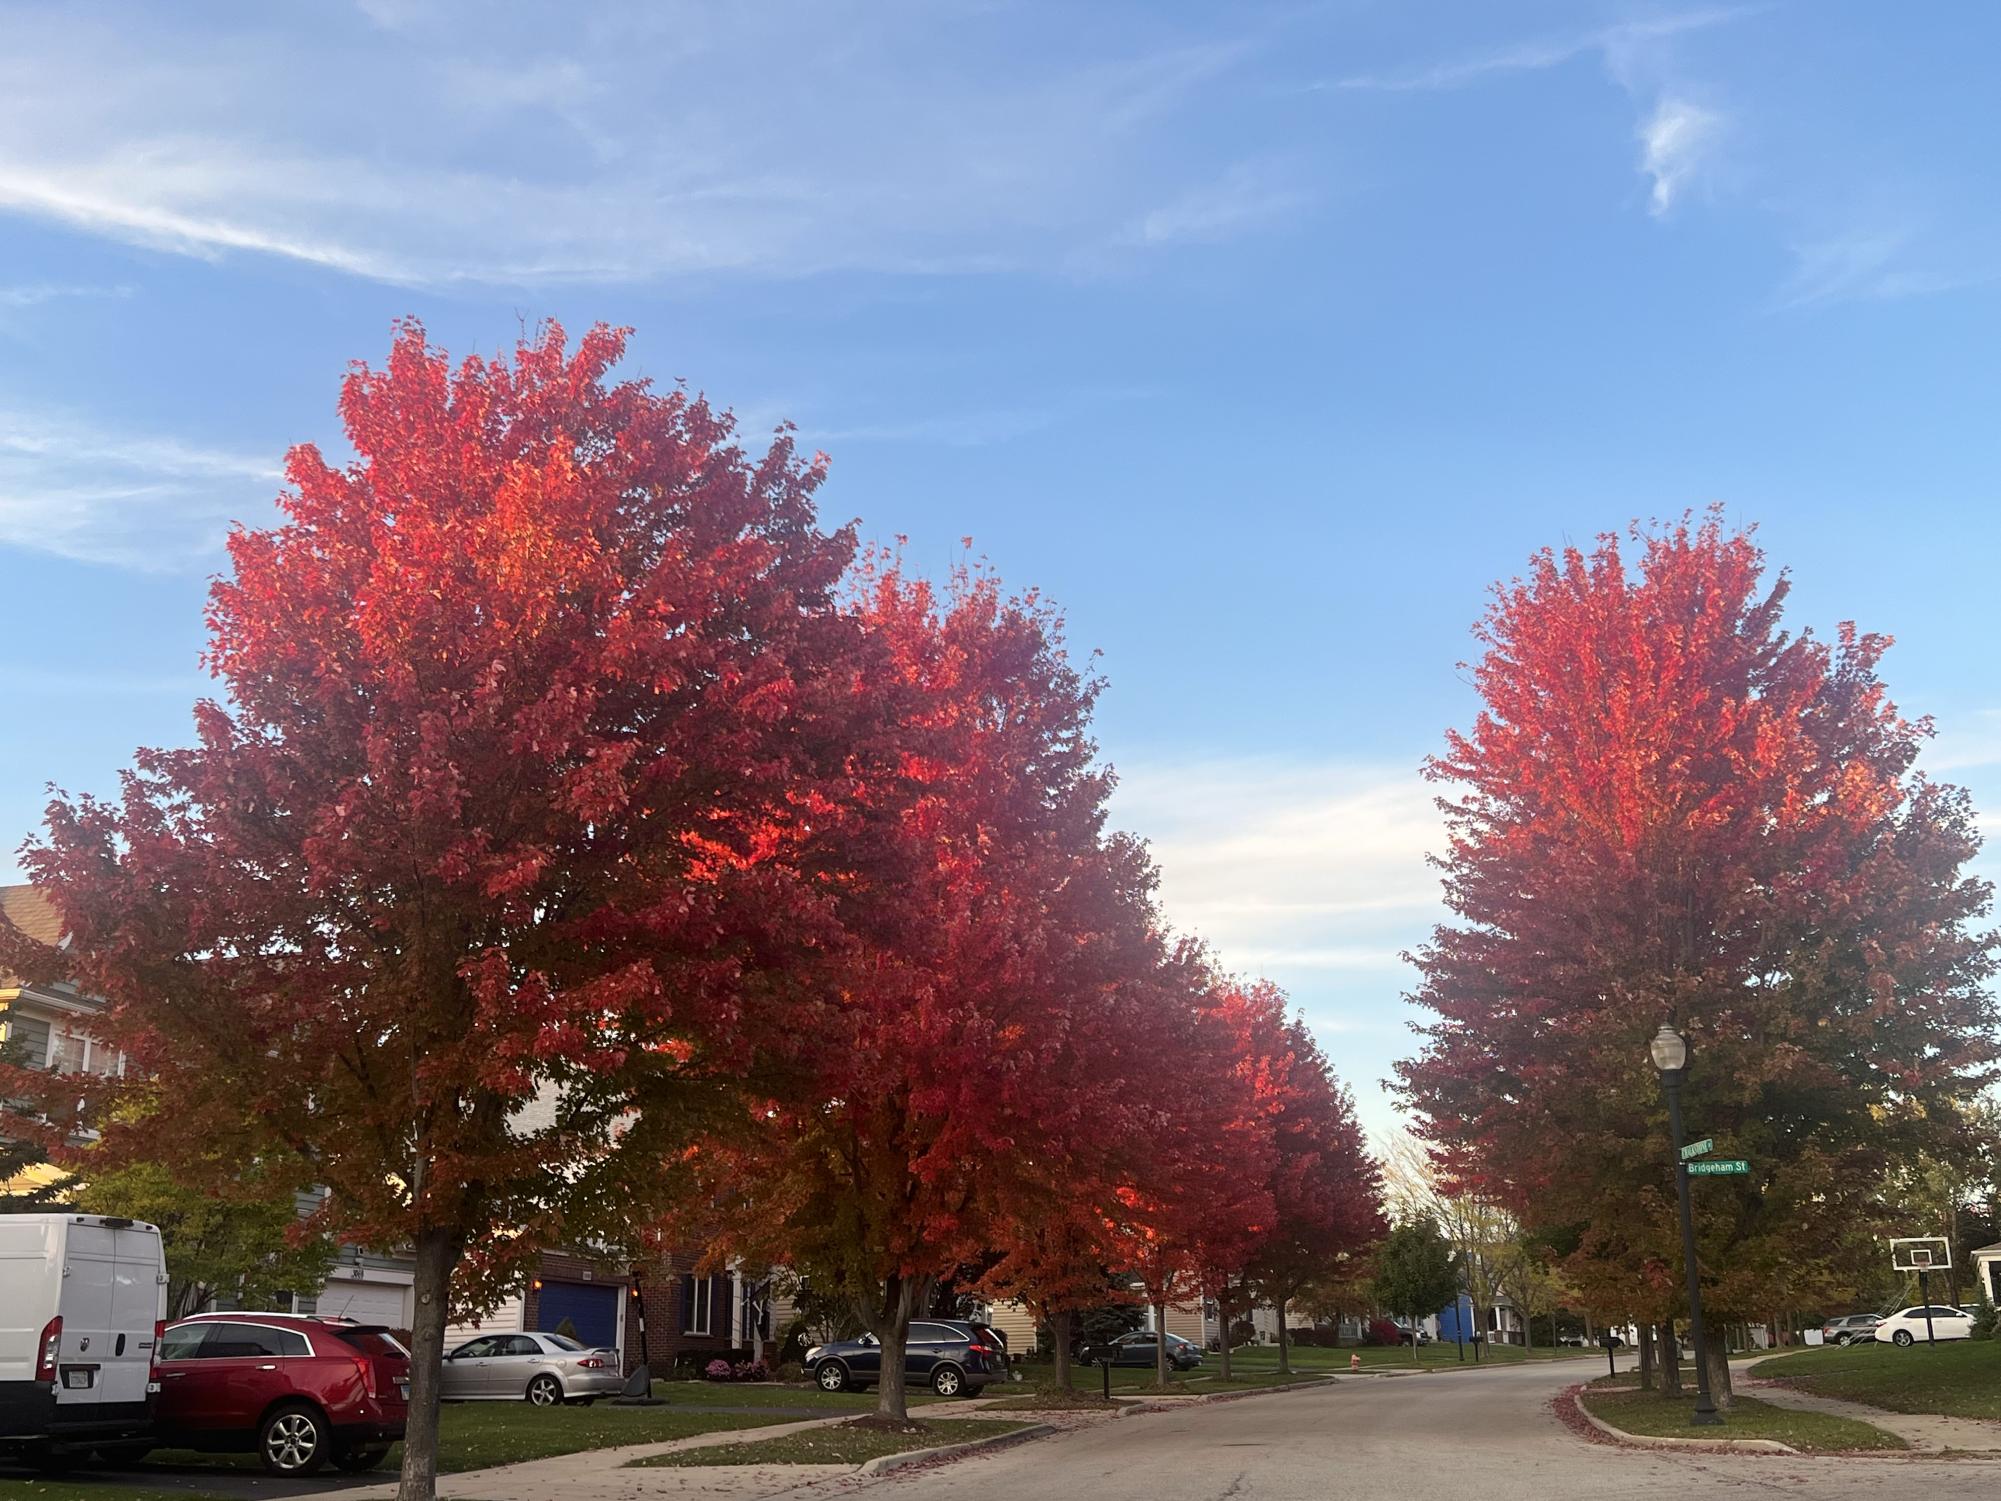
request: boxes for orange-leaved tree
[11,322,859,1501]
[1397,512,1997,1404]
[686,558,1170,1422]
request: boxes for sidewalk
[1738,1377,2001,1453]
[348,1416,861,1501]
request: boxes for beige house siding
[985,1299,1039,1353]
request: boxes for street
[853,1364,1998,1501]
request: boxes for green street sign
[1687,1159,1749,1176]
[1680,1138,1715,1161]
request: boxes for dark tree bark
[1655,1320,1682,1397]
[1703,1334,1734,1409]
[1154,1301,1169,1387]
[1638,1321,1655,1388]
[870,1273,928,1422]
[1049,1309,1073,1391]
[396,1226,463,1501]
[1275,1296,1292,1375]
[1217,1280,1233,1383]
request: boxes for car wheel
[527,1374,565,1406]
[259,1404,329,1476]
[333,1444,392,1473]
[1892,1330,1914,1347]
[931,1364,965,1398]
[1832,1334,1848,1346]
[817,1361,851,1392]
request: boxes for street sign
[1680,1138,1714,1161]
[1687,1159,1748,1176]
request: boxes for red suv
[150,1314,410,1474]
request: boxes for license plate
[62,1369,94,1389]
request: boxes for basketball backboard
[1890,1236,1951,1271]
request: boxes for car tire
[931,1364,966,1397]
[259,1403,330,1476]
[527,1374,565,1406]
[817,1361,851,1393]
[1892,1330,1914,1347]
[333,1444,392,1473]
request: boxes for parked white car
[1873,1305,1974,1346]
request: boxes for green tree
[71,1158,336,1318]
[1370,1215,1459,1361]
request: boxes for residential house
[0,884,125,1197]
[1973,1242,2000,1305]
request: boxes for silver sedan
[440,1331,624,1404]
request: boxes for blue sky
[3,1,1999,1134]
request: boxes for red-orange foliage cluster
[1398,514,1996,1341]
[0,323,1384,1475]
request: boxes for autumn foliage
[2,321,1387,1474]
[1398,515,1997,1389]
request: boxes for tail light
[578,1357,606,1369]
[967,1342,994,1357]
[353,1356,378,1399]
[151,1319,165,1370]
[36,1316,62,1383]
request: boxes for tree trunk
[873,1273,926,1422]
[396,1226,464,1501]
[1051,1309,1073,1391]
[1637,1321,1654,1388]
[1217,1281,1232,1383]
[1703,1332,1733,1410]
[1154,1299,1169,1387]
[1655,1320,1682,1397]
[1523,1303,1535,1353]
[1275,1296,1291,1375]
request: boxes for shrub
[1971,1292,1997,1341]
[704,1358,734,1382]
[732,1359,770,1381]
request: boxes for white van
[0,1214,166,1460]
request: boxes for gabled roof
[0,885,64,949]
[1971,1242,2001,1257]
[1,884,67,991]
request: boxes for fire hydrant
[1350,1352,1362,1373]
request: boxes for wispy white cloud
[0,5,1286,288]
[0,408,281,569]
[0,282,133,308]
[1639,96,1721,215]
[1126,160,1310,247]
[1771,226,1999,310]
[1111,755,1444,981]
[1326,8,1741,93]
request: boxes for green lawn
[1580,1387,1906,1452]
[1749,1340,2001,1422]
[630,1418,1027,1468]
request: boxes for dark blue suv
[805,1320,1009,1398]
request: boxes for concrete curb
[857,1422,1057,1475]
[1572,1390,1798,1454]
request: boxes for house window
[682,1274,711,1336]
[49,1029,122,1078]
[1,1012,51,1068]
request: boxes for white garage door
[317,1279,409,1327]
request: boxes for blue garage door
[535,1281,620,1350]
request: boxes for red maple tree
[1397,513,1997,1401]
[12,322,859,1499]
[1244,1014,1384,1374]
[688,558,1169,1420]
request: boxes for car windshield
[542,1333,587,1351]
[339,1330,411,1360]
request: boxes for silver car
[439,1331,623,1405]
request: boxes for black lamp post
[1650,1022,1722,1427]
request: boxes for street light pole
[1651,1023,1723,1427]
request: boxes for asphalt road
[845,1362,2001,1501]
